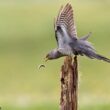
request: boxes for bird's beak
[44,57,48,62]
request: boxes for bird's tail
[84,50,110,63]
[76,39,110,63]
[85,52,110,63]
[93,53,110,63]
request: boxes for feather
[55,3,77,39]
[80,32,92,40]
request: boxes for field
[0,0,110,110]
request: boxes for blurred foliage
[0,0,110,110]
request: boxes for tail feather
[81,48,110,63]
[75,39,110,63]
[94,54,110,63]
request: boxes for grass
[1,103,110,110]
[1,102,58,110]
[0,0,110,109]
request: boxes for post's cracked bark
[60,56,78,110]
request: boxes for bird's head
[45,49,61,61]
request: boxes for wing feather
[55,3,77,38]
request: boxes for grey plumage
[46,3,110,63]
[80,32,92,40]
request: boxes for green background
[0,0,110,110]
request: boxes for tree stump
[60,56,78,110]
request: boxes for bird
[45,3,110,63]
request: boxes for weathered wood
[60,56,78,110]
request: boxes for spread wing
[54,3,77,48]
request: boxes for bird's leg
[72,55,77,60]
[74,55,77,59]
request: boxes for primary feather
[54,3,77,48]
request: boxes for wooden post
[60,56,78,110]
